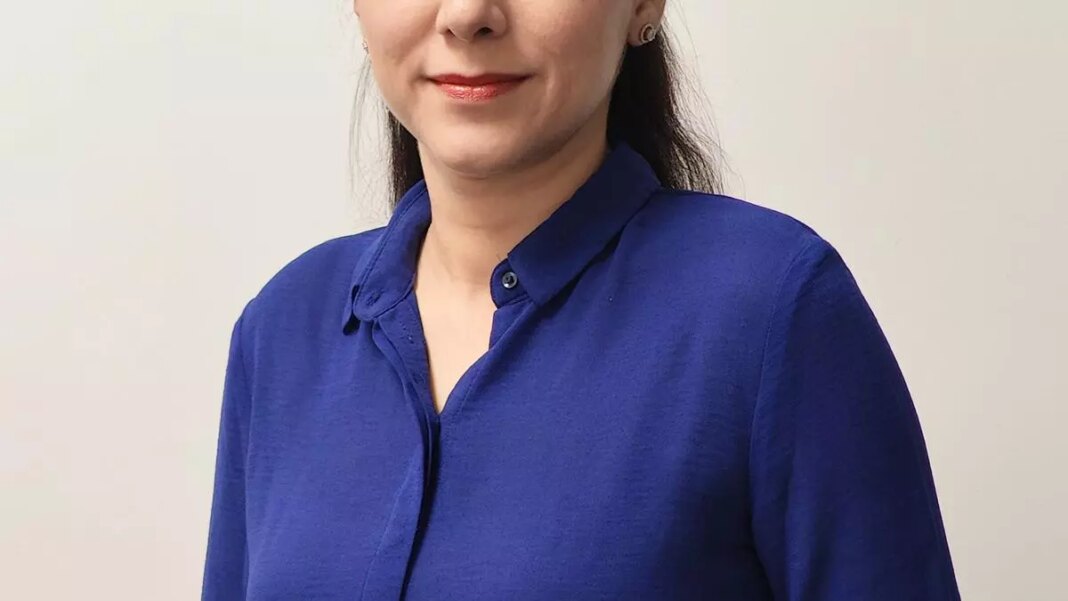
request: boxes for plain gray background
[1,1,1065,599]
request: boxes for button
[501,270,518,289]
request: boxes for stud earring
[638,23,658,45]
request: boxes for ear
[628,0,666,46]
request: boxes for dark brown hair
[350,21,727,213]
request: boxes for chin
[425,130,530,177]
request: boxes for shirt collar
[341,139,662,332]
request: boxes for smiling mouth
[428,74,531,102]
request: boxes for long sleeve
[749,236,960,600]
[201,302,254,600]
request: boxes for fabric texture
[201,140,961,600]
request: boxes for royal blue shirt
[201,140,960,600]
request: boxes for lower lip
[431,77,528,102]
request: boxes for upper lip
[428,73,529,85]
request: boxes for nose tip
[454,27,494,43]
[437,2,507,43]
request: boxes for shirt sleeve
[201,301,254,600]
[748,236,960,600]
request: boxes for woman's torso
[235,203,804,600]
[205,142,961,601]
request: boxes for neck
[414,122,611,299]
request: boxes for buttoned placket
[354,254,535,601]
[340,140,663,599]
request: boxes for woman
[202,1,961,599]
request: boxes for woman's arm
[749,236,961,600]
[201,301,255,600]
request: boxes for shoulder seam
[753,235,821,405]
[744,233,822,506]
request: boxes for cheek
[541,21,624,112]
[360,4,432,126]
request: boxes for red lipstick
[428,73,530,102]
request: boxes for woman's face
[354,0,661,176]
